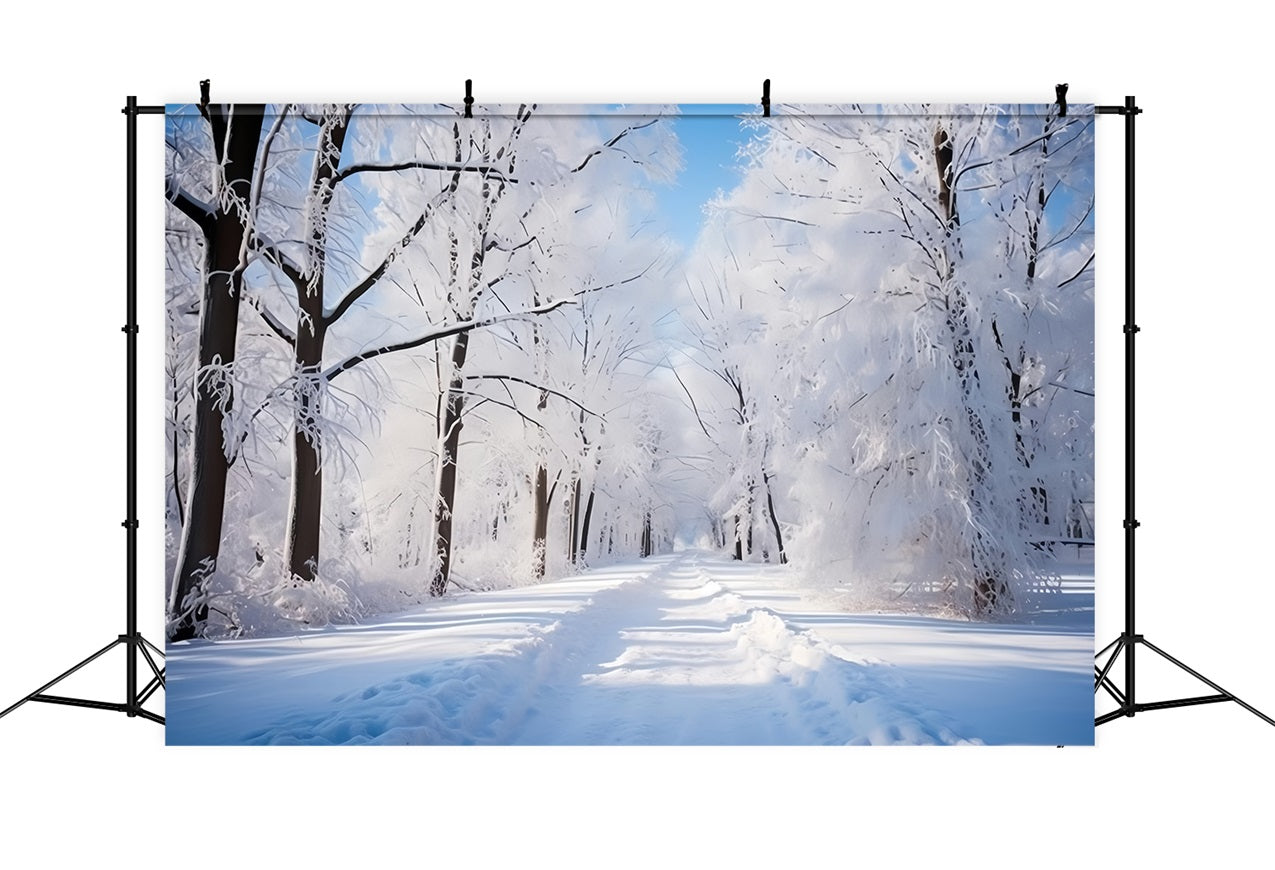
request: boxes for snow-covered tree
[674,104,1094,615]
[165,103,266,640]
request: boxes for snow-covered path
[167,552,1094,745]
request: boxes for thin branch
[1057,252,1095,289]
[165,178,214,233]
[464,374,603,418]
[324,296,577,381]
[325,186,451,326]
[250,239,307,290]
[251,301,296,346]
[459,394,549,433]
[572,119,659,173]
[249,106,289,219]
[668,359,715,441]
[575,264,656,297]
[1047,381,1094,398]
[333,160,517,186]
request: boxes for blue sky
[655,105,760,250]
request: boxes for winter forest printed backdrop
[164,103,1095,744]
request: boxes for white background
[1,3,1271,866]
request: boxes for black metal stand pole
[0,96,165,727]
[1094,96,1273,730]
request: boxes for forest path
[167,551,1093,745]
[502,551,965,744]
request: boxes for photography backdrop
[6,3,1275,864]
[164,103,1095,745]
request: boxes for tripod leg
[0,638,124,719]
[138,641,165,689]
[1095,670,1126,707]
[1139,638,1275,728]
[140,635,166,660]
[1094,637,1125,694]
[1096,635,1123,660]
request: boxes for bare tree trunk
[640,511,652,557]
[532,465,550,578]
[282,109,351,585]
[934,124,1006,614]
[429,120,488,597]
[285,321,328,583]
[762,471,787,565]
[431,330,470,596]
[993,109,1059,535]
[568,477,582,564]
[531,292,552,576]
[168,104,265,640]
[579,488,595,562]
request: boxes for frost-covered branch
[1057,252,1095,289]
[251,300,297,346]
[460,394,550,433]
[572,118,659,173]
[333,160,517,186]
[165,177,214,233]
[325,186,452,325]
[464,374,603,418]
[250,236,307,289]
[324,297,577,381]
[668,359,716,442]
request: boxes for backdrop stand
[1094,95,1273,729]
[0,96,165,727]
[3,90,1269,735]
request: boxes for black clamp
[122,520,139,530]
[1055,83,1068,118]
[1123,324,1141,334]
[761,79,771,117]
[122,325,139,334]
[463,79,473,118]
[1123,519,1140,530]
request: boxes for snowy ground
[166,551,1094,745]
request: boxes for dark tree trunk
[640,512,652,557]
[285,321,329,583]
[568,477,582,564]
[431,330,470,596]
[532,465,550,578]
[282,109,350,585]
[428,121,484,596]
[168,105,265,641]
[733,515,743,561]
[530,346,552,576]
[579,488,596,562]
[168,331,186,528]
[762,471,787,565]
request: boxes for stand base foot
[1095,634,1273,728]
[0,634,165,725]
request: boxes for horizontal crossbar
[1135,695,1233,713]
[30,694,130,713]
